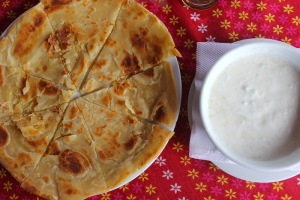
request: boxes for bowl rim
[200,41,300,172]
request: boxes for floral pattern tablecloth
[0,0,300,199]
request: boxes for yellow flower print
[146,184,156,195]
[204,196,215,200]
[0,168,7,179]
[281,194,292,200]
[4,181,12,192]
[9,194,19,200]
[181,74,191,85]
[255,34,265,38]
[257,1,267,11]
[273,25,283,34]
[101,193,110,200]
[239,11,248,20]
[126,194,136,200]
[162,4,172,14]
[281,37,291,44]
[225,189,236,199]
[254,192,264,200]
[247,22,257,32]
[265,13,275,23]
[213,8,222,18]
[217,175,228,185]
[231,0,240,9]
[283,4,293,14]
[184,39,194,49]
[169,15,179,25]
[246,181,256,190]
[188,169,199,179]
[221,20,231,29]
[292,16,300,26]
[229,31,239,41]
[173,142,184,152]
[120,183,129,192]
[177,27,186,37]
[195,182,207,193]
[2,0,10,8]
[208,163,218,172]
[180,155,191,166]
[139,172,149,182]
[273,181,283,192]
[7,10,16,20]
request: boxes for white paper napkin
[189,42,300,171]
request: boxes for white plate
[1,14,182,189]
[188,39,300,182]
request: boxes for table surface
[1,0,300,199]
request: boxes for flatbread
[83,61,178,127]
[0,65,75,117]
[0,104,67,183]
[41,0,124,89]
[4,2,74,89]
[76,97,174,191]
[81,0,180,93]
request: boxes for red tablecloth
[1,0,300,199]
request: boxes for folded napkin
[189,42,300,171]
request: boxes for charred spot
[42,65,48,72]
[59,149,89,175]
[131,28,149,49]
[33,13,45,28]
[124,135,139,151]
[143,68,154,78]
[98,148,114,160]
[56,25,74,50]
[46,142,60,155]
[153,104,166,122]
[121,51,140,74]
[27,138,47,148]
[68,106,78,120]
[0,126,9,146]
[38,80,59,95]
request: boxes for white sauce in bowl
[208,54,300,161]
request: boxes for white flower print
[155,156,166,166]
[297,178,300,185]
[190,12,200,21]
[178,197,189,200]
[197,23,208,33]
[206,35,216,42]
[170,183,182,194]
[162,170,174,180]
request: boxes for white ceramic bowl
[200,41,300,172]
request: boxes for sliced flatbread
[81,0,180,92]
[4,2,75,89]
[83,61,178,127]
[41,0,124,89]
[76,97,174,190]
[0,65,75,117]
[0,104,67,183]
[22,103,107,200]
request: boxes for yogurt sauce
[209,54,300,161]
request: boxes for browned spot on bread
[143,68,154,78]
[124,135,139,151]
[0,126,9,146]
[106,38,116,47]
[46,141,60,155]
[55,24,74,50]
[18,152,32,167]
[13,12,46,58]
[153,104,166,122]
[98,148,115,160]
[121,51,140,74]
[27,137,47,149]
[38,80,59,95]
[0,67,4,87]
[114,82,130,95]
[93,59,107,71]
[42,65,48,72]
[59,149,89,175]
[65,187,79,195]
[69,106,78,120]
[130,27,148,49]
[42,176,50,184]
